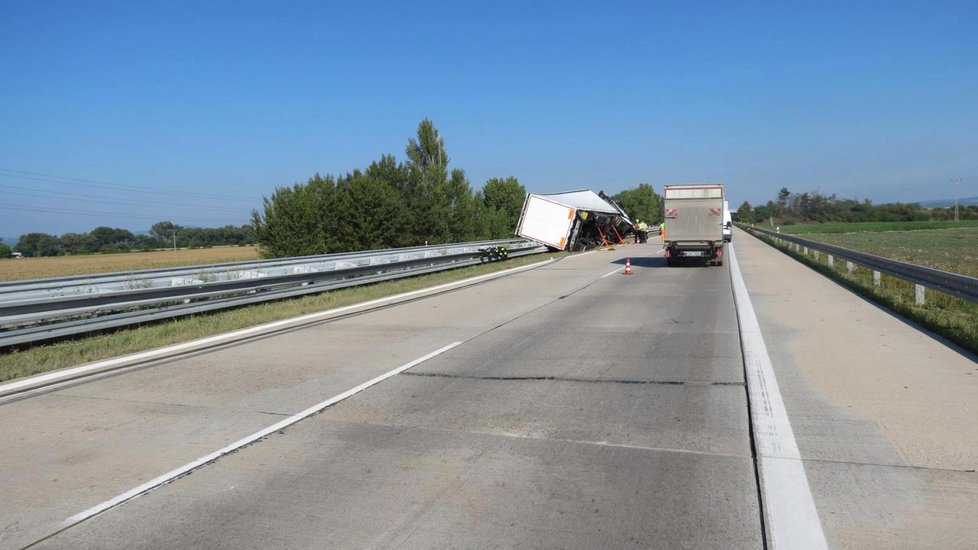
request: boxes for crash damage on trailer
[515,190,635,251]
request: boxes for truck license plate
[684,251,703,257]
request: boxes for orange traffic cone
[624,257,633,275]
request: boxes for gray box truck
[662,184,725,266]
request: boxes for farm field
[0,246,261,281]
[779,220,978,234]
[794,226,978,277]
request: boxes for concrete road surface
[2,229,975,548]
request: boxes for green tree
[59,232,97,254]
[403,118,473,244]
[735,201,754,223]
[474,190,513,238]
[251,176,334,257]
[150,221,181,243]
[0,242,11,258]
[753,201,776,224]
[776,187,791,215]
[335,170,405,251]
[482,177,526,235]
[611,183,662,225]
[15,233,60,257]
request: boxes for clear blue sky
[2,0,976,239]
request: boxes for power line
[0,204,247,225]
[0,184,250,213]
[0,167,260,204]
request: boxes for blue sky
[1,0,976,239]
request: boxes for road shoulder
[733,228,978,549]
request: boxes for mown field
[792,226,978,277]
[0,246,261,281]
[779,219,978,234]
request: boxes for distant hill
[919,196,978,208]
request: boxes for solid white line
[0,258,554,395]
[61,341,462,528]
[600,267,623,278]
[728,244,828,550]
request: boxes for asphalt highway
[2,229,975,549]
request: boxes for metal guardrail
[740,225,978,303]
[0,239,547,347]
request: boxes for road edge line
[729,243,828,549]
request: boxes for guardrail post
[915,284,925,305]
[827,254,834,268]
[846,261,854,273]
[803,246,808,255]
[873,270,880,286]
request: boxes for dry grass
[0,252,563,383]
[0,246,261,281]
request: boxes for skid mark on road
[401,371,742,387]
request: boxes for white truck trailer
[662,184,725,266]
[515,190,633,251]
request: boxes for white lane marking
[0,258,554,395]
[62,341,462,528]
[729,244,828,549]
[559,250,596,260]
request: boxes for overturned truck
[515,190,634,251]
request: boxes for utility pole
[952,178,961,221]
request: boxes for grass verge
[0,252,563,383]
[749,231,978,355]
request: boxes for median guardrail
[0,239,547,347]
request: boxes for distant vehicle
[516,190,633,251]
[662,184,725,266]
[722,200,732,242]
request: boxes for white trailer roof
[534,190,621,214]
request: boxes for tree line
[6,222,255,258]
[252,119,666,258]
[734,187,978,225]
[251,119,529,257]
